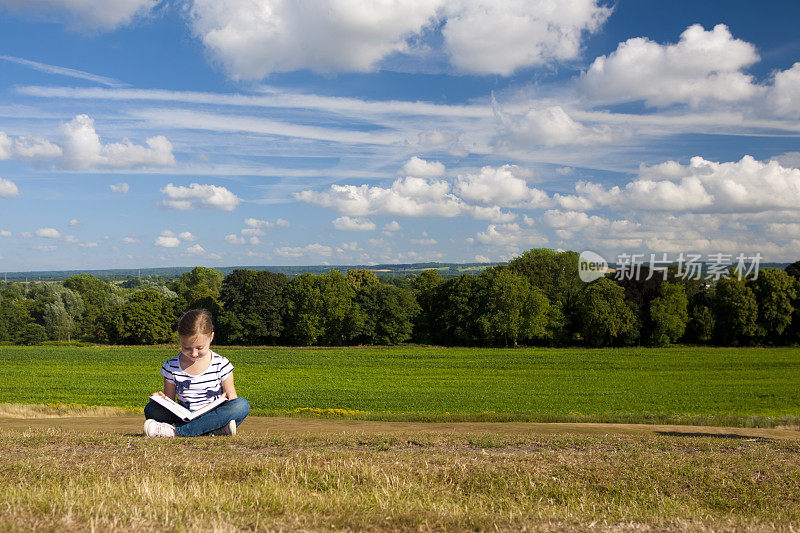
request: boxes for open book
[149,394,227,421]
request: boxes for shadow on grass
[655,431,774,441]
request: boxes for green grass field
[2,345,800,427]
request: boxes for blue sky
[1,0,799,272]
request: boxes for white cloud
[0,0,159,31]
[60,115,175,170]
[186,244,206,255]
[297,176,515,222]
[68,219,81,227]
[179,231,196,241]
[441,0,610,75]
[275,243,333,258]
[496,106,622,147]
[32,245,57,252]
[582,24,761,106]
[161,183,240,211]
[400,156,445,179]
[190,0,439,79]
[475,254,490,262]
[770,62,800,118]
[189,0,609,79]
[454,165,549,207]
[476,223,547,248]
[244,217,290,228]
[570,156,800,214]
[0,177,19,197]
[410,237,437,245]
[225,234,246,245]
[0,131,62,160]
[110,182,130,194]
[155,230,180,248]
[35,227,61,239]
[333,216,377,232]
[0,230,11,237]
[121,236,139,244]
[0,54,125,87]
[383,220,401,234]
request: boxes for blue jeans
[143,397,250,437]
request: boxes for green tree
[576,277,638,347]
[747,268,796,343]
[507,249,578,341]
[0,293,34,344]
[685,290,715,344]
[17,323,47,345]
[63,273,118,340]
[476,267,551,346]
[346,269,380,291]
[218,269,288,344]
[354,283,419,345]
[712,274,758,346]
[170,267,223,308]
[103,290,178,344]
[649,282,689,346]
[411,269,443,343]
[430,274,484,345]
[284,271,363,345]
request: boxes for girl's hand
[153,391,167,398]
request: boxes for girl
[143,309,249,437]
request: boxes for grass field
[2,345,800,427]
[1,426,799,531]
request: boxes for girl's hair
[178,309,214,337]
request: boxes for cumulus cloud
[35,227,61,239]
[154,230,180,248]
[110,182,130,194]
[441,0,611,75]
[68,219,81,227]
[454,164,549,207]
[275,243,333,258]
[297,175,515,222]
[770,62,800,118]
[0,132,62,160]
[189,0,609,79]
[582,24,761,106]
[225,234,246,245]
[121,236,139,244]
[161,183,240,211]
[560,156,800,214]
[241,228,264,237]
[474,254,490,262]
[495,106,622,147]
[60,115,175,170]
[244,217,290,228]
[0,0,158,31]
[0,177,19,197]
[332,216,377,232]
[476,222,547,248]
[186,244,206,255]
[0,230,11,237]
[179,231,196,241]
[400,156,445,179]
[383,220,401,234]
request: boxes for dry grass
[0,403,136,418]
[1,427,799,531]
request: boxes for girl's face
[180,332,214,361]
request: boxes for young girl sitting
[143,309,249,437]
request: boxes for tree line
[1,248,799,347]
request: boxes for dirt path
[2,415,798,440]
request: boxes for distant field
[2,345,800,427]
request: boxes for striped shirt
[160,351,233,411]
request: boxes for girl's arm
[153,379,177,401]
[221,374,238,400]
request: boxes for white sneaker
[143,419,178,437]
[209,419,237,436]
